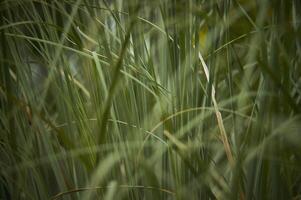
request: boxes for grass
[0,0,301,199]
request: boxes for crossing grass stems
[0,0,301,199]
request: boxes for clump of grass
[1,0,301,199]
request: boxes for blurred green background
[0,0,301,199]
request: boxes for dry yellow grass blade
[198,52,234,167]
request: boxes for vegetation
[1,0,301,199]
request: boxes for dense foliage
[1,0,301,199]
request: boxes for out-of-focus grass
[0,0,301,199]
